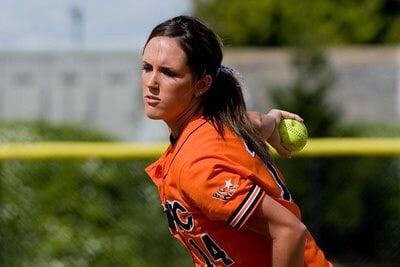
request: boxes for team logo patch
[212,179,239,201]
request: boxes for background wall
[0,46,399,140]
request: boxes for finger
[270,144,292,158]
[280,111,303,122]
[267,133,292,158]
[274,145,292,158]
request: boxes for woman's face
[141,36,198,123]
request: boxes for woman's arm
[248,109,303,157]
[245,194,307,267]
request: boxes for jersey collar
[145,115,208,182]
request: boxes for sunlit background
[0,0,399,266]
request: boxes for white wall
[0,47,398,140]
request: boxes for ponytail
[201,68,272,164]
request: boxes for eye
[162,68,177,77]
[142,63,152,72]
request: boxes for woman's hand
[248,109,303,157]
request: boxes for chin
[146,114,163,120]
[144,108,164,120]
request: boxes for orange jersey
[146,116,333,267]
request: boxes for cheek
[166,82,194,104]
[142,74,196,120]
[160,83,195,116]
[141,72,148,91]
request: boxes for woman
[143,15,332,267]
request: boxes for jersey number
[189,234,234,266]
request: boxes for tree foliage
[270,46,400,264]
[194,0,400,46]
[195,1,400,263]
[0,121,190,267]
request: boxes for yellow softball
[278,119,308,152]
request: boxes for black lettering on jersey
[163,203,176,233]
[201,234,234,266]
[189,239,214,267]
[165,200,194,232]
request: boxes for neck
[167,102,202,138]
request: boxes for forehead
[143,36,187,66]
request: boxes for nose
[146,71,159,90]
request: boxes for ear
[195,74,212,97]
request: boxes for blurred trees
[270,45,339,137]
[270,45,400,264]
[0,121,190,267]
[195,1,400,263]
[194,0,400,46]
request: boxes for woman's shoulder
[176,120,259,183]
[176,119,246,166]
[186,119,237,149]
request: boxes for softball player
[142,15,332,267]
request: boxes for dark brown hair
[144,15,271,163]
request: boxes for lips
[144,95,161,105]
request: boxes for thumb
[267,131,292,157]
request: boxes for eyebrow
[142,60,178,72]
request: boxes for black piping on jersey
[169,133,179,145]
[266,161,292,201]
[227,183,265,229]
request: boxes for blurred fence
[1,138,400,159]
[0,139,399,266]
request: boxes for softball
[278,119,308,152]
